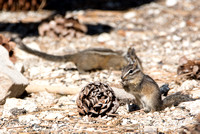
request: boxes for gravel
[0,0,200,133]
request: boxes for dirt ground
[0,0,200,133]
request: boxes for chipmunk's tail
[20,43,74,62]
[162,92,194,109]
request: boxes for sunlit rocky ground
[0,0,200,133]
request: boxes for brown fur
[121,62,193,112]
[121,63,162,112]
[20,43,128,72]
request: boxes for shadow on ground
[44,0,155,11]
[0,0,155,38]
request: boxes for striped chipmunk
[121,47,189,112]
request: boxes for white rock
[170,106,176,110]
[182,40,190,47]
[18,114,39,124]
[87,127,95,131]
[3,98,37,117]
[147,9,160,15]
[44,112,64,120]
[170,27,176,32]
[144,126,157,133]
[14,62,25,73]
[172,35,181,41]
[122,118,128,125]
[97,33,111,42]
[178,80,199,91]
[179,21,186,28]
[52,124,59,130]
[71,73,80,80]
[179,100,200,114]
[147,116,153,120]
[107,40,116,47]
[131,119,138,124]
[159,31,167,36]
[26,42,41,51]
[29,66,41,77]
[0,46,28,104]
[34,91,57,106]
[49,20,57,28]
[166,0,178,7]
[153,112,159,115]
[123,11,136,20]
[191,40,200,47]
[190,88,200,99]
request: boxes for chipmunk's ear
[127,47,136,57]
[126,46,136,64]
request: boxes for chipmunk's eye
[129,69,134,74]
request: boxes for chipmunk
[20,43,129,72]
[121,62,162,112]
[20,43,143,72]
[121,61,192,112]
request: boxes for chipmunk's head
[121,62,141,81]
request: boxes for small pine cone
[177,56,200,80]
[0,34,17,63]
[0,0,46,11]
[76,82,119,117]
[38,16,87,38]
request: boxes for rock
[189,88,200,99]
[178,80,199,92]
[14,62,25,73]
[0,45,29,104]
[18,114,40,125]
[123,11,136,20]
[44,112,64,120]
[121,118,129,125]
[131,119,138,124]
[25,42,41,51]
[97,33,111,43]
[144,126,157,133]
[172,35,181,41]
[179,100,200,115]
[166,0,178,7]
[10,107,27,116]
[2,98,38,117]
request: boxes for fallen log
[25,84,135,101]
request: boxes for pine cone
[76,82,119,117]
[0,34,17,63]
[38,16,87,38]
[0,0,46,11]
[177,56,200,80]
